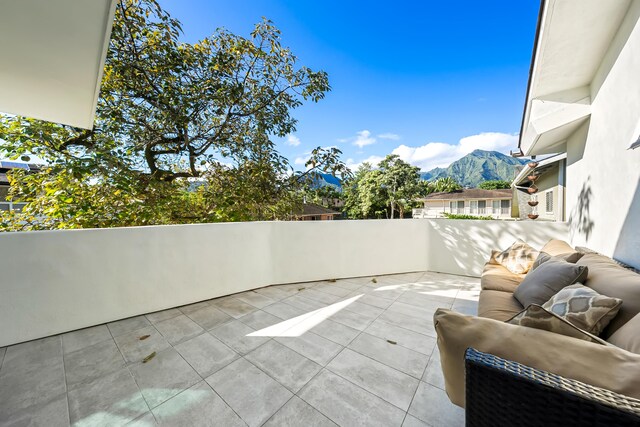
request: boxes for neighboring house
[413,188,513,219]
[0,161,41,213]
[515,0,640,268]
[512,153,566,222]
[293,203,342,221]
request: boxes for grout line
[207,382,250,427]
[0,347,6,374]
[59,336,72,427]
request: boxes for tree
[431,177,463,193]
[478,180,511,190]
[343,156,424,219]
[343,163,386,219]
[377,155,423,219]
[0,0,348,230]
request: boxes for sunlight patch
[247,295,362,337]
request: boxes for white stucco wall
[0,220,568,346]
[565,1,640,269]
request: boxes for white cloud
[353,130,376,148]
[339,130,377,148]
[294,156,308,166]
[346,155,385,171]
[391,132,518,172]
[457,132,517,154]
[286,135,301,147]
[378,133,400,141]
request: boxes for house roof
[421,188,512,201]
[295,203,341,217]
[512,152,566,187]
[517,0,631,156]
[0,162,43,185]
[0,0,117,129]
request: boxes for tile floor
[0,271,479,427]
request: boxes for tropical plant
[0,0,348,230]
[431,177,463,193]
[478,180,511,190]
[343,155,425,219]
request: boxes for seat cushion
[513,257,588,307]
[434,308,640,408]
[478,290,524,321]
[579,253,640,337]
[480,262,524,293]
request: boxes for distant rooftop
[422,188,512,201]
[295,203,341,217]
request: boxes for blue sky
[162,0,539,172]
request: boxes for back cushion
[541,239,578,257]
[579,253,640,338]
[608,312,640,354]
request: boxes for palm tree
[432,177,462,193]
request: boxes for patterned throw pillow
[493,240,539,274]
[542,284,623,336]
[507,304,608,345]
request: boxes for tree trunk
[390,201,395,219]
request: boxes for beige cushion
[513,257,588,307]
[541,239,577,257]
[542,284,622,336]
[480,262,524,293]
[477,290,523,321]
[608,312,640,354]
[493,240,539,274]
[579,253,640,337]
[531,251,584,271]
[434,308,640,408]
[507,304,608,345]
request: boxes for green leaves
[0,0,341,230]
[478,180,510,190]
[343,155,424,219]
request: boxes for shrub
[442,213,494,220]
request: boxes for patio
[0,271,479,427]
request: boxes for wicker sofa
[435,239,640,422]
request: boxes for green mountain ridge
[420,150,528,187]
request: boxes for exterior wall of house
[414,198,512,219]
[0,220,568,346]
[564,1,640,269]
[517,164,563,222]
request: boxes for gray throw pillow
[531,251,584,271]
[514,257,588,307]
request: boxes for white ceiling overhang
[0,0,117,130]
[519,0,632,156]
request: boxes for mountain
[420,150,528,187]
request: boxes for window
[457,201,465,213]
[470,200,478,214]
[478,200,486,214]
[500,200,510,215]
[492,200,500,213]
[449,201,456,213]
[545,191,554,214]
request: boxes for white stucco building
[516,0,640,268]
[413,189,513,219]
